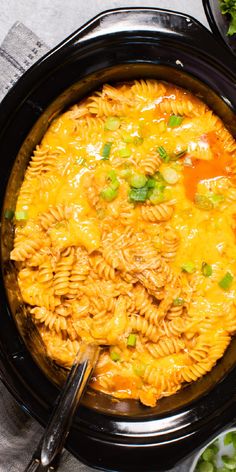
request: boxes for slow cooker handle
[73,7,231,61]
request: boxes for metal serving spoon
[24,343,99,472]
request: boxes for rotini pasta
[10,79,236,407]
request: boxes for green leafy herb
[127,334,137,347]
[104,116,121,131]
[102,142,112,159]
[110,350,121,362]
[129,186,149,202]
[167,115,183,128]
[157,146,170,163]
[181,262,196,274]
[15,211,28,221]
[220,0,236,36]
[201,262,213,277]
[173,298,185,306]
[219,271,234,290]
[4,209,14,220]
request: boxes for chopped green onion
[221,455,236,469]
[157,146,170,163]
[129,187,149,203]
[232,432,236,449]
[172,149,187,159]
[197,462,214,472]
[161,167,179,185]
[104,116,121,131]
[130,173,147,189]
[100,186,118,202]
[217,468,230,472]
[202,447,215,462]
[219,272,234,290]
[208,193,225,206]
[201,262,213,277]
[119,147,131,158]
[181,262,196,274]
[167,115,184,128]
[120,168,132,181]
[107,170,119,190]
[15,211,28,221]
[102,142,112,159]
[127,334,137,347]
[173,297,185,306]
[194,194,214,211]
[224,432,233,445]
[122,131,133,143]
[147,177,156,189]
[110,350,121,362]
[149,188,165,205]
[4,209,14,220]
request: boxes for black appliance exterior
[1,8,236,472]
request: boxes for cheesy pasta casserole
[10,80,236,407]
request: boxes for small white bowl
[190,428,236,472]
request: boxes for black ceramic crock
[1,8,236,472]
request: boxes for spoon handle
[24,343,99,472]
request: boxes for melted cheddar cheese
[10,80,236,407]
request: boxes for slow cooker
[1,8,236,471]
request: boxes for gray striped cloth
[0,22,194,472]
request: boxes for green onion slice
[129,187,149,203]
[168,115,184,128]
[197,462,214,472]
[104,116,121,131]
[202,447,215,462]
[119,147,131,158]
[201,262,213,277]
[15,211,28,220]
[219,271,234,290]
[4,209,14,220]
[157,146,170,163]
[173,298,185,306]
[102,142,112,159]
[106,170,120,190]
[130,173,147,189]
[149,189,165,205]
[127,334,137,347]
[221,455,236,469]
[224,432,233,446]
[208,193,224,206]
[100,187,118,202]
[110,350,121,362]
[181,262,196,274]
[172,149,187,159]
